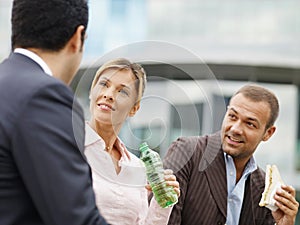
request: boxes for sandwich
[259,164,284,211]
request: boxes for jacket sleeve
[163,137,199,225]
[11,83,108,225]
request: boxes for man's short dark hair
[11,0,89,51]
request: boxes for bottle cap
[139,142,149,152]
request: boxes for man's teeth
[230,137,241,142]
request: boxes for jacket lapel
[239,176,254,224]
[200,132,228,218]
[251,168,269,224]
[239,168,269,225]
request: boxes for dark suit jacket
[164,132,275,225]
[0,53,107,225]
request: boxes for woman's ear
[129,102,140,117]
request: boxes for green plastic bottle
[139,142,178,208]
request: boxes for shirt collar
[14,48,53,76]
[85,122,131,161]
[224,153,257,178]
[244,155,257,176]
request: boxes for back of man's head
[11,0,89,51]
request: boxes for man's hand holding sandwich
[259,165,299,225]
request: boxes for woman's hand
[145,169,180,197]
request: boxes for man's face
[221,93,275,164]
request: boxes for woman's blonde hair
[91,58,147,102]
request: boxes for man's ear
[67,25,85,53]
[129,102,140,117]
[262,126,276,141]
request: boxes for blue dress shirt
[225,153,257,225]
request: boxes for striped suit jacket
[163,132,275,225]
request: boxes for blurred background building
[1,0,299,222]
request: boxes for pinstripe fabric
[163,132,275,225]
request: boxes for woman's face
[89,68,140,127]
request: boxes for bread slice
[259,164,284,211]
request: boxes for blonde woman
[84,58,180,225]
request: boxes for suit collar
[14,48,53,76]
[201,132,228,218]
[239,168,268,225]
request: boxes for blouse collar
[85,122,131,161]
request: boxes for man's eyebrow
[228,106,259,124]
[227,106,237,114]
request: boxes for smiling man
[164,84,299,225]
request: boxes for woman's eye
[99,81,107,87]
[119,89,129,96]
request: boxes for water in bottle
[139,142,178,208]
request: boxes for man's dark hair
[11,0,88,51]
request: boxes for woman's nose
[103,88,114,101]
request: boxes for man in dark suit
[164,84,299,225]
[0,0,108,225]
